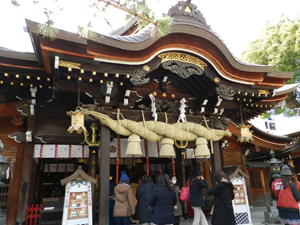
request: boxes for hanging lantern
[126,134,142,156]
[160,138,175,157]
[67,110,87,134]
[195,137,210,157]
[237,123,253,142]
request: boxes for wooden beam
[98,124,110,225]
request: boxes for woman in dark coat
[207,170,235,225]
[170,174,182,225]
[136,175,156,225]
[149,173,177,225]
[189,168,208,225]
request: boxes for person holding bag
[271,165,300,225]
[189,168,208,225]
[207,170,235,225]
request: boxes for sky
[1,0,299,58]
[0,0,300,135]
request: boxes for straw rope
[77,107,231,142]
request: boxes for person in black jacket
[149,173,177,225]
[207,170,236,225]
[136,175,156,225]
[189,168,208,225]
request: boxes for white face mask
[172,180,177,184]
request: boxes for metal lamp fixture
[67,82,100,147]
[67,110,87,134]
[67,111,100,146]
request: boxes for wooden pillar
[241,150,252,206]
[175,148,183,188]
[28,160,38,203]
[34,160,44,204]
[211,140,222,184]
[179,150,188,218]
[6,143,25,225]
[89,146,98,219]
[259,169,267,205]
[98,125,110,225]
[16,114,37,225]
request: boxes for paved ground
[134,206,267,225]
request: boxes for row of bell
[125,134,211,157]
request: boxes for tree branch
[98,0,161,27]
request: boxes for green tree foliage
[242,16,300,117]
[12,0,172,40]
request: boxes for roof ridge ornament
[168,1,208,27]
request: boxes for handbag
[180,178,196,201]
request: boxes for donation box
[223,166,252,225]
[61,166,97,225]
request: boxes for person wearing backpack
[189,168,208,225]
[271,165,300,225]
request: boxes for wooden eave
[25,19,291,88]
[228,122,290,151]
[0,51,43,71]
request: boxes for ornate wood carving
[255,145,260,152]
[155,98,180,113]
[11,115,24,126]
[9,132,26,143]
[212,117,230,130]
[58,60,81,69]
[159,52,207,70]
[216,85,235,100]
[167,1,208,27]
[162,61,204,79]
[130,68,150,86]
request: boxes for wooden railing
[25,204,42,225]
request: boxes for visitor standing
[170,174,182,225]
[149,173,177,225]
[207,170,235,225]
[271,165,300,225]
[114,171,135,225]
[189,168,208,225]
[136,175,156,225]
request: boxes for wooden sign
[231,176,252,225]
[62,180,93,225]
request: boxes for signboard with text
[231,176,252,225]
[62,180,93,225]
